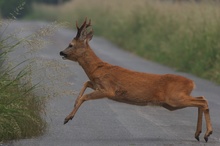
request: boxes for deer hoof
[63,116,74,125]
[195,130,201,141]
[204,131,212,142]
[204,137,208,142]
[195,136,200,141]
[64,119,69,125]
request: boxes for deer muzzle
[60,51,68,59]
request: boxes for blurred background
[0,0,70,18]
[1,0,220,83]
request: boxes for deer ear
[87,34,93,41]
[86,29,93,41]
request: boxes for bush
[0,0,70,19]
[34,0,71,5]
[0,19,48,141]
[0,6,62,141]
[0,0,32,18]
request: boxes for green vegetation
[27,0,220,83]
[0,23,47,142]
[0,5,61,141]
[0,0,70,18]
[0,1,69,143]
[0,2,45,142]
[0,0,32,18]
[0,70,46,142]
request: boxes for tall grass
[0,19,46,142]
[28,0,220,83]
[0,5,63,141]
[0,72,46,141]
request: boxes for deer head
[60,18,93,61]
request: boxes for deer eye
[68,44,73,48]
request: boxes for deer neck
[77,46,104,80]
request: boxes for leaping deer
[59,18,212,142]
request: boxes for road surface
[4,21,220,146]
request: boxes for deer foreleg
[74,81,94,108]
[64,90,108,124]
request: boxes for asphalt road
[4,21,220,146]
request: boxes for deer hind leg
[191,96,212,142]
[163,96,212,142]
[194,97,204,142]
[64,90,108,124]
[203,100,213,142]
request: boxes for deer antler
[75,18,92,40]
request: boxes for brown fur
[60,18,212,142]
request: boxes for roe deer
[59,18,212,142]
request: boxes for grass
[0,71,46,141]
[27,0,220,83]
[0,12,64,142]
[0,19,47,142]
[0,15,73,143]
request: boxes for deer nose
[60,51,67,57]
